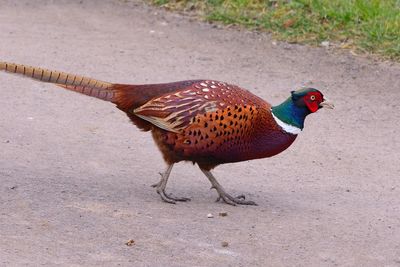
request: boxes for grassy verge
[149,0,400,61]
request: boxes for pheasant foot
[152,165,191,204]
[212,186,257,206]
[201,169,257,206]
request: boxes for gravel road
[0,1,399,266]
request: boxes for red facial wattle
[304,92,323,113]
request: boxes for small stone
[321,41,330,47]
[125,239,135,246]
[221,241,229,247]
[219,212,228,217]
[207,213,214,218]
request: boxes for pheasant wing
[134,80,250,133]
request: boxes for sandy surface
[0,0,399,266]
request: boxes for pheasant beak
[319,99,334,109]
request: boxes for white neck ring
[271,112,302,135]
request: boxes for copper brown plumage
[0,62,333,205]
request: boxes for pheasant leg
[200,169,257,206]
[152,164,191,203]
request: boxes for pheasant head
[271,88,334,134]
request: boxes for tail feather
[57,84,115,102]
[0,61,115,101]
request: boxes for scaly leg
[200,168,257,206]
[151,164,191,204]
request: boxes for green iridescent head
[272,88,334,129]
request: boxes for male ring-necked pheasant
[0,61,333,205]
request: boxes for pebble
[321,41,330,47]
[125,239,135,246]
[221,241,229,247]
[207,213,214,218]
[219,212,228,217]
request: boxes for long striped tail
[0,61,116,102]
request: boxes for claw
[151,173,164,188]
[151,182,160,188]
[159,192,177,204]
[223,194,257,206]
[236,194,246,200]
[156,189,191,204]
[170,195,191,202]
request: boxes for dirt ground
[0,0,399,266]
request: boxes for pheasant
[0,61,333,205]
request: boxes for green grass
[149,0,400,61]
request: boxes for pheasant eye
[310,95,316,101]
